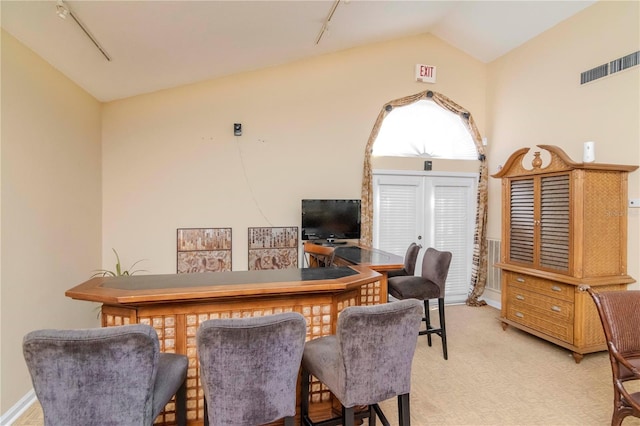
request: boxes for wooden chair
[587,288,640,426]
[303,241,336,268]
[388,247,452,359]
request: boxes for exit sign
[415,64,436,83]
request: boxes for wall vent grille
[581,50,640,85]
[486,239,501,292]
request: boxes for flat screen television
[301,199,361,241]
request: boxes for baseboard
[0,389,36,426]
[481,298,501,310]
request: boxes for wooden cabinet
[493,145,637,363]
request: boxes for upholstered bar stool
[388,247,452,359]
[22,324,188,426]
[387,242,422,279]
[196,312,307,426]
[301,299,423,426]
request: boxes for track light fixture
[56,0,69,19]
[55,0,111,61]
[315,0,341,45]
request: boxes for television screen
[301,199,361,241]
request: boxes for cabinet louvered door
[509,178,534,265]
[539,174,570,271]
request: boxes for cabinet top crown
[492,145,638,178]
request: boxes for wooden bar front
[66,265,385,425]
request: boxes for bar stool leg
[398,393,411,426]
[203,397,209,426]
[423,300,433,346]
[369,404,377,426]
[438,297,447,360]
[175,381,187,426]
[301,368,311,425]
[342,406,355,426]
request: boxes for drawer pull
[516,294,525,301]
[516,277,525,283]
[551,285,562,292]
[515,312,524,318]
[551,306,561,312]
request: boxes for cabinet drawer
[506,287,574,344]
[505,272,574,302]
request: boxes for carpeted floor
[13,304,640,425]
[377,304,639,425]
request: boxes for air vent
[486,239,501,291]
[610,51,640,73]
[581,50,640,85]
[581,64,608,84]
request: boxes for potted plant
[91,248,147,277]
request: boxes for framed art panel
[177,228,232,273]
[248,226,298,270]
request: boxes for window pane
[372,100,477,160]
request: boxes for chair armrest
[610,346,640,378]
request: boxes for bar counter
[66,264,384,425]
[333,244,405,272]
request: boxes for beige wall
[2,0,639,415]
[485,0,640,300]
[101,33,487,273]
[0,31,102,412]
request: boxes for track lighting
[56,0,69,19]
[315,0,341,45]
[54,0,111,61]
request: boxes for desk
[66,265,383,425]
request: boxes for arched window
[360,90,489,306]
[372,99,477,160]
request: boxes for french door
[372,170,477,304]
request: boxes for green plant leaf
[113,248,122,275]
[90,249,148,277]
[90,270,116,278]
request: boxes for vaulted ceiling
[1,0,596,102]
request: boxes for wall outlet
[629,198,640,208]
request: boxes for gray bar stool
[388,247,452,359]
[23,324,187,426]
[196,312,307,426]
[387,242,422,279]
[301,299,423,426]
